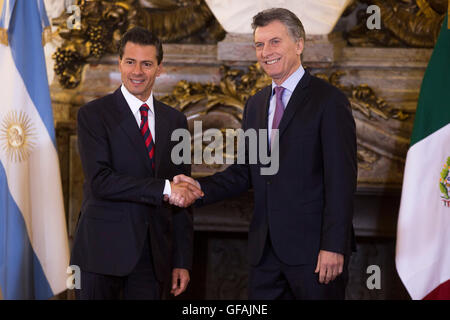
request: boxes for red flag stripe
[423,279,450,300]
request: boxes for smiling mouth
[265,58,281,65]
[130,79,145,84]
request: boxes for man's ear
[156,62,164,77]
[297,38,304,56]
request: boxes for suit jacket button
[267,180,271,185]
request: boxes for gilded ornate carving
[52,0,225,89]
[161,63,271,121]
[52,0,132,88]
[164,64,410,123]
[161,63,412,181]
[345,0,447,48]
[314,71,410,122]
[160,64,271,174]
[136,0,225,43]
[314,70,411,175]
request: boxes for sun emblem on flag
[439,157,450,204]
[0,110,36,162]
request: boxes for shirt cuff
[163,179,171,197]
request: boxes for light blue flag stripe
[5,0,56,144]
[0,162,53,300]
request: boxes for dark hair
[252,8,306,60]
[118,26,163,64]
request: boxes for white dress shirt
[267,65,305,145]
[121,85,171,196]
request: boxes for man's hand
[314,250,344,284]
[173,174,201,190]
[168,181,203,207]
[171,268,190,296]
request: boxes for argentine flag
[0,0,69,299]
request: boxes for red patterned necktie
[139,103,155,169]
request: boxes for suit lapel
[112,88,154,174]
[258,86,271,131]
[277,70,311,138]
[153,98,170,176]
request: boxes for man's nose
[132,63,143,74]
[261,43,273,58]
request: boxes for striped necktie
[139,103,155,169]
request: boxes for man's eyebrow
[123,58,153,63]
[255,37,281,43]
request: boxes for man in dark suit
[71,27,202,299]
[174,8,357,299]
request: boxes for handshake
[164,174,203,208]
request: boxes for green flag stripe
[410,14,450,147]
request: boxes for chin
[261,66,279,77]
[260,67,273,76]
[265,70,281,80]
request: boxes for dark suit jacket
[198,70,357,266]
[71,88,193,286]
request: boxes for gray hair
[252,8,305,60]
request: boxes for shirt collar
[120,84,154,115]
[271,65,305,95]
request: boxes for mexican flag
[396,14,450,300]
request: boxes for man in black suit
[174,8,357,299]
[71,27,202,299]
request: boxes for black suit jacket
[71,88,193,285]
[198,70,357,266]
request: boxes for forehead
[254,20,290,42]
[122,42,158,60]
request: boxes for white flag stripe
[396,123,450,299]
[0,44,69,294]
[0,0,12,29]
